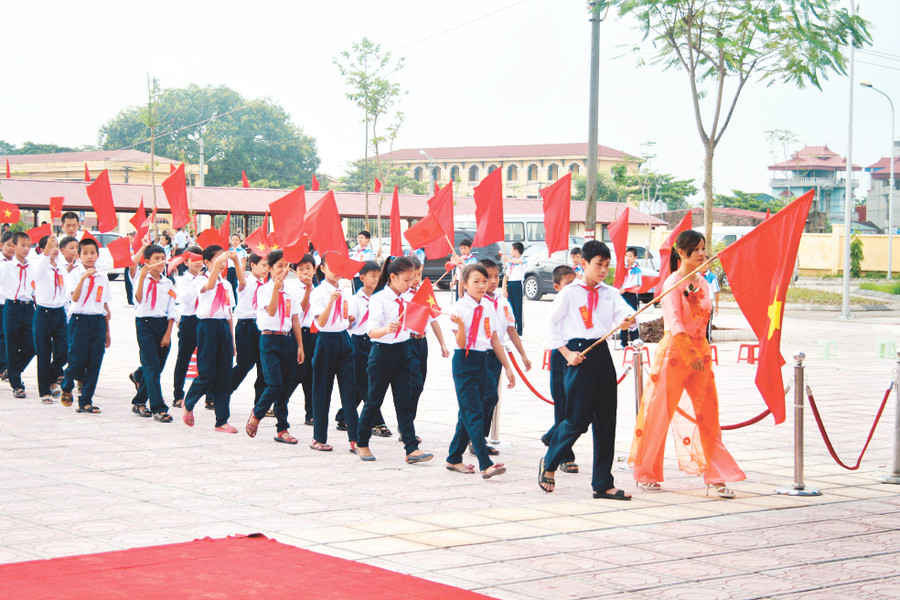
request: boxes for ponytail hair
[669,230,705,273]
[375,256,415,293]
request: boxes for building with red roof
[1,149,204,185]
[864,143,899,233]
[769,145,860,224]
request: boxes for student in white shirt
[32,236,70,404]
[540,241,635,500]
[285,254,316,425]
[504,241,526,335]
[0,232,14,381]
[349,230,376,293]
[0,231,36,398]
[131,244,178,422]
[60,237,111,413]
[446,263,515,479]
[355,257,433,464]
[230,253,265,408]
[172,246,204,406]
[246,249,305,444]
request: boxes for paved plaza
[1,278,899,599]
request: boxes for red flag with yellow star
[716,190,813,424]
[410,278,441,318]
[245,222,270,258]
[0,200,21,224]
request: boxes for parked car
[91,231,126,280]
[422,229,502,288]
[522,242,659,301]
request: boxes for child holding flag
[32,236,69,404]
[230,253,265,408]
[629,231,744,498]
[172,246,204,408]
[288,255,317,425]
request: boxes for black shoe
[304,418,314,426]
[205,402,215,410]
[541,434,550,447]
[336,420,348,431]
[372,424,393,437]
[128,371,139,391]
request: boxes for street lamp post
[860,81,895,279]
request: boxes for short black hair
[38,235,51,251]
[359,260,380,276]
[581,240,611,263]
[0,232,12,244]
[478,258,499,271]
[11,231,30,246]
[552,265,576,285]
[78,237,99,253]
[511,242,524,254]
[185,244,202,255]
[570,247,582,256]
[459,238,472,248]
[248,253,263,267]
[625,246,638,256]
[266,249,284,266]
[358,230,371,239]
[144,244,166,261]
[407,255,422,269]
[59,236,78,249]
[202,244,223,263]
[461,263,487,284]
[291,253,316,270]
[61,211,79,224]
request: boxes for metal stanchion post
[632,338,645,415]
[489,390,502,446]
[776,352,822,496]
[876,351,900,484]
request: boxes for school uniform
[359,286,420,454]
[226,246,247,298]
[131,273,177,415]
[253,280,301,432]
[349,246,375,292]
[285,279,316,423]
[447,294,499,472]
[543,280,632,493]
[184,273,235,428]
[704,270,720,342]
[309,280,358,444]
[61,265,109,409]
[336,288,385,428]
[506,258,525,336]
[172,271,202,402]
[451,254,477,301]
[0,256,12,377]
[620,263,642,347]
[32,256,69,398]
[403,286,431,420]
[480,291,516,437]
[541,295,574,464]
[230,275,266,405]
[0,258,36,391]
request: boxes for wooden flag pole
[577,256,717,359]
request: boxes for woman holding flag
[628,230,744,498]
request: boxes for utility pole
[840,1,855,319]
[584,2,605,240]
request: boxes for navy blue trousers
[286,327,316,422]
[4,301,35,390]
[447,349,494,472]
[507,280,524,336]
[620,292,639,346]
[33,306,67,397]
[185,319,233,427]
[124,271,134,305]
[172,314,198,401]
[481,352,503,438]
[0,303,6,373]
[311,331,358,444]
[231,318,264,404]
[132,317,171,414]
[255,333,298,432]
[62,314,105,408]
[408,336,428,420]
[544,339,618,493]
[359,341,418,453]
[336,334,384,426]
[543,349,575,463]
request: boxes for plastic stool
[737,343,759,364]
[623,345,650,366]
[542,349,551,371]
[877,341,897,359]
[709,344,718,365]
[818,341,838,360]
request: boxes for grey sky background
[2,0,898,200]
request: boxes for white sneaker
[50,384,62,399]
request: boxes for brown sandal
[560,462,579,474]
[246,414,260,438]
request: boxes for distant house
[1,149,204,185]
[657,206,769,229]
[768,145,860,224]
[378,142,642,199]
[863,142,899,234]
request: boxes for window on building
[507,164,518,181]
[487,164,498,175]
[432,166,442,182]
[413,166,423,181]
[527,164,538,181]
[450,165,459,181]
[468,165,479,182]
[569,162,580,175]
[547,164,559,181]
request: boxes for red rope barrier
[507,352,630,406]
[805,384,893,470]
[674,406,773,431]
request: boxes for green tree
[98,84,320,189]
[338,159,427,195]
[849,232,864,277]
[335,38,406,231]
[597,0,871,244]
[571,173,624,203]
[714,190,785,213]
[1,141,84,154]
[630,171,697,210]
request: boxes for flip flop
[76,404,101,414]
[183,410,194,427]
[538,458,555,492]
[560,462,579,474]
[246,415,259,438]
[482,463,506,479]
[593,488,632,501]
[446,463,475,474]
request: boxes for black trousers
[172,314,198,401]
[312,331,358,444]
[286,327,317,421]
[543,348,575,463]
[620,292,639,346]
[33,305,67,397]
[447,349,493,472]
[231,318,265,404]
[185,319,233,427]
[255,333,298,432]
[507,280,524,336]
[132,317,171,414]
[408,336,428,420]
[4,301,35,390]
[336,334,384,426]
[62,314,105,408]
[359,341,418,454]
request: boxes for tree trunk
[703,143,714,246]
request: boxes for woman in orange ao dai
[629,230,745,498]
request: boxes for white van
[455,214,575,250]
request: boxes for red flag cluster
[402,278,442,335]
[85,169,117,233]
[423,184,453,259]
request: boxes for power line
[857,59,900,73]
[111,0,531,154]
[859,49,900,63]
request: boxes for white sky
[2,0,898,200]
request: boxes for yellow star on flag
[256,242,266,252]
[3,209,10,218]
[270,243,280,250]
[426,296,436,307]
[767,286,782,340]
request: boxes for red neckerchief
[14,262,27,300]
[358,294,370,327]
[147,277,159,310]
[51,266,62,298]
[465,302,483,356]
[210,277,229,316]
[484,293,498,311]
[584,283,599,315]
[278,288,287,329]
[329,283,342,325]
[251,278,265,309]
[82,274,95,306]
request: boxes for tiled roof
[768,144,861,171]
[0,178,666,226]
[865,156,900,179]
[1,149,179,165]
[378,143,637,162]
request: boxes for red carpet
[0,534,497,599]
